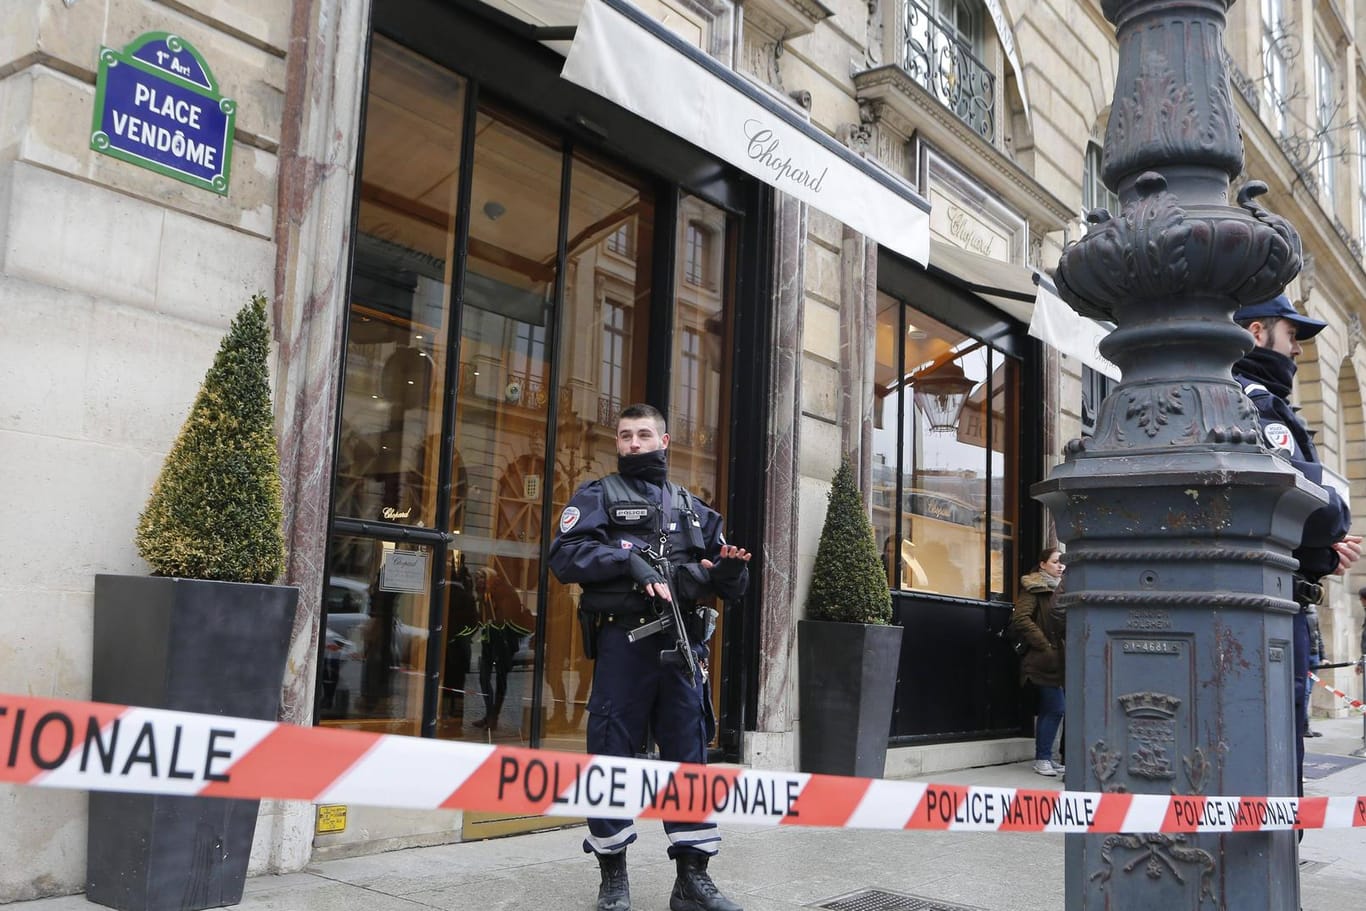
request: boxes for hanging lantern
[912,359,977,434]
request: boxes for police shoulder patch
[559,506,581,533]
[1264,422,1294,453]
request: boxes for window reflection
[327,36,743,750]
[670,196,734,734]
[320,536,433,734]
[540,152,657,742]
[333,37,464,527]
[670,196,731,502]
[433,108,564,744]
[872,294,1018,600]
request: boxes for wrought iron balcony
[902,0,995,143]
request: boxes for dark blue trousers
[583,623,717,857]
[1293,608,1310,797]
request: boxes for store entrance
[319,31,744,842]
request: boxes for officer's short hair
[1358,585,1366,599]
[619,403,667,434]
[1235,315,1281,335]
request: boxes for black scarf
[617,449,668,485]
[1235,345,1296,399]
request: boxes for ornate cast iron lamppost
[1039,1,1323,907]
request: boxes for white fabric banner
[561,0,931,266]
[984,0,1030,123]
[1029,278,1121,380]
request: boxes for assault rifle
[625,547,700,684]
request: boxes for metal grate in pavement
[1299,860,1327,875]
[817,888,988,911]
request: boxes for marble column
[752,191,807,766]
[839,224,879,503]
[259,0,372,874]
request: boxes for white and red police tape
[3,692,1364,834]
[1308,670,1366,715]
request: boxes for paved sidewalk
[15,716,1366,911]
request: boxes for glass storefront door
[871,251,1042,743]
[321,31,746,778]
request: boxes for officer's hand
[1332,534,1363,575]
[626,551,671,603]
[702,545,751,584]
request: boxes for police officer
[549,403,751,911]
[1232,294,1362,793]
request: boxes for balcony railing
[902,0,995,143]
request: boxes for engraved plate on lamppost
[1120,639,1181,656]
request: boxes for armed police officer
[1232,294,1362,794]
[549,403,751,911]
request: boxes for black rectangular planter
[798,619,903,778]
[88,575,298,911]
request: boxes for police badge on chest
[610,505,654,526]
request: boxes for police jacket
[548,473,748,613]
[1234,351,1351,580]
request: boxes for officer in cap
[549,403,751,911]
[1232,294,1362,793]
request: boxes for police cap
[1232,294,1328,340]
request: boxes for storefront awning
[927,240,1036,323]
[561,0,931,266]
[921,241,1119,379]
[1029,274,1120,380]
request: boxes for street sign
[316,805,348,835]
[90,32,236,195]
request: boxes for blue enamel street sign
[90,33,235,195]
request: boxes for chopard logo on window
[743,120,828,194]
[381,507,412,520]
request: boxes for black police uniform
[549,466,747,859]
[1234,349,1350,793]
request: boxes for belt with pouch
[1293,576,1323,608]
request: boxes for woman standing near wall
[1011,548,1066,777]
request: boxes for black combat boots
[595,851,631,911]
[670,854,742,911]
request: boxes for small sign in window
[379,550,429,593]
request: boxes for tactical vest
[598,473,706,559]
[579,474,706,614]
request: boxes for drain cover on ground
[1302,752,1366,780]
[817,889,987,911]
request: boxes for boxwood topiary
[135,294,286,583]
[805,457,893,625]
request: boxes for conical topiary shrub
[135,293,286,583]
[805,457,893,624]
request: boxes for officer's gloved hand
[626,551,665,588]
[707,555,746,586]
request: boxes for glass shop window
[871,293,1020,600]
